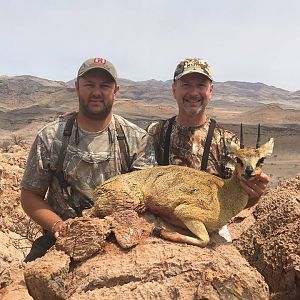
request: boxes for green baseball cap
[173,58,213,81]
[77,57,117,81]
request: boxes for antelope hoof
[152,226,163,238]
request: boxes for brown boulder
[234,175,300,300]
[0,231,31,290]
[0,267,32,300]
[55,211,149,262]
[55,217,111,262]
[23,217,269,300]
[24,251,70,300]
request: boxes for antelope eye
[236,157,243,166]
[257,157,265,165]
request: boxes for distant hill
[0,75,67,109]
[0,75,300,141]
[239,104,300,124]
[67,78,173,105]
[212,81,300,111]
[67,78,300,109]
[1,75,299,110]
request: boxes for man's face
[172,73,213,117]
[75,69,119,120]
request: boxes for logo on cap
[174,58,213,81]
[94,58,106,64]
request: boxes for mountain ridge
[0,74,300,142]
[1,75,299,110]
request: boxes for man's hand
[238,172,270,208]
[52,220,68,239]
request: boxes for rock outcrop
[55,210,145,262]
[23,232,269,300]
[234,176,300,300]
[0,145,36,299]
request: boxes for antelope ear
[225,139,240,154]
[260,138,274,156]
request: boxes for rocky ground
[0,144,299,300]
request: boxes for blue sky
[1,0,299,91]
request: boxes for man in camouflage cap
[148,58,270,241]
[21,57,156,261]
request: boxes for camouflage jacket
[21,114,157,219]
[147,117,239,179]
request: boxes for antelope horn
[240,123,244,149]
[256,123,261,148]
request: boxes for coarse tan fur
[85,138,274,247]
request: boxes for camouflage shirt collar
[174,116,211,131]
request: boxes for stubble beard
[79,97,113,121]
[183,97,206,116]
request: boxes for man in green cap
[21,57,157,261]
[148,58,270,241]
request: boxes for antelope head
[226,124,274,179]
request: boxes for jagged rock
[24,251,70,300]
[228,206,256,241]
[0,231,30,289]
[0,146,35,300]
[0,266,32,300]
[55,211,147,262]
[0,145,39,238]
[55,217,111,262]
[234,175,300,300]
[107,210,147,248]
[24,233,269,300]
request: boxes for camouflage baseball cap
[173,58,213,81]
[77,57,117,81]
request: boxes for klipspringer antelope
[86,124,274,247]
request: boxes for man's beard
[183,96,206,115]
[79,98,113,120]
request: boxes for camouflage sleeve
[146,121,160,141]
[147,121,166,165]
[130,132,157,170]
[117,117,157,171]
[215,127,239,179]
[20,135,51,194]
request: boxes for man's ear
[208,82,213,101]
[114,85,120,98]
[172,82,176,98]
[75,80,80,97]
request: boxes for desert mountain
[0,75,67,109]
[0,75,300,142]
[67,78,300,108]
[1,75,299,110]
